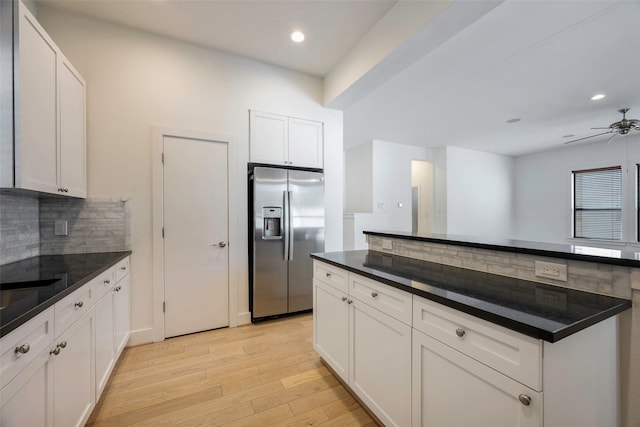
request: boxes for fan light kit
[590,94,606,101]
[291,31,305,43]
[564,108,640,145]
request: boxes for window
[573,166,622,240]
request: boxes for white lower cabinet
[113,273,131,357]
[412,329,541,427]
[0,346,54,427]
[350,299,411,427]
[94,288,115,398]
[52,310,95,427]
[313,279,349,381]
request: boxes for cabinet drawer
[313,261,348,293]
[413,295,542,390]
[115,257,130,283]
[0,307,55,390]
[349,273,412,325]
[54,284,93,337]
[92,267,116,303]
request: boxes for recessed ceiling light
[506,118,521,123]
[590,93,606,101]
[563,134,575,138]
[291,31,305,43]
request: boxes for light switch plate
[54,220,68,236]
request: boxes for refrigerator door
[253,167,288,318]
[288,170,325,312]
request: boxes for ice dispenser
[262,207,282,239]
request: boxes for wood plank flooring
[87,314,377,426]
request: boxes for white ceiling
[37,0,397,76]
[38,0,640,157]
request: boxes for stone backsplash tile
[39,197,131,255]
[0,192,40,264]
[368,235,633,299]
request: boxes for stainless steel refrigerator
[249,166,324,321]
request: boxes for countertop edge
[310,253,632,343]
[363,231,640,268]
[0,251,132,338]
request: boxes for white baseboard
[127,327,154,346]
[237,311,251,326]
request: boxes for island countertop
[0,251,131,338]
[311,250,631,342]
[363,231,640,268]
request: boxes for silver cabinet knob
[121,266,127,271]
[104,279,111,284]
[325,272,331,278]
[371,292,378,298]
[58,341,67,349]
[114,285,122,292]
[341,296,347,302]
[215,241,227,248]
[455,328,466,338]
[50,347,61,356]
[518,394,532,406]
[15,344,30,354]
[74,301,84,309]
[347,299,353,304]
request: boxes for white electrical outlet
[534,260,567,282]
[54,220,68,236]
[382,239,393,250]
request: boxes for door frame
[152,126,239,342]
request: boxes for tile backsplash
[0,192,130,265]
[0,192,40,264]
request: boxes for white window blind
[573,166,622,240]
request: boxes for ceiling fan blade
[564,131,615,145]
[590,127,612,130]
[606,133,617,144]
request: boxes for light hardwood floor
[87,314,376,426]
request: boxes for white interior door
[163,135,229,338]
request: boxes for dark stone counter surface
[364,231,640,268]
[311,250,631,342]
[0,251,131,338]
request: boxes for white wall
[344,143,372,213]
[37,6,344,342]
[514,134,640,245]
[411,160,433,233]
[444,146,514,238]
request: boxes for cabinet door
[412,329,542,427]
[16,2,59,194]
[59,56,86,198]
[349,299,411,427]
[114,274,131,357]
[249,111,288,165]
[52,311,95,427]
[313,279,349,382]
[288,117,323,168]
[94,292,115,399]
[0,347,54,427]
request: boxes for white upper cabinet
[5,1,86,198]
[249,110,323,169]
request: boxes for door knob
[214,241,227,248]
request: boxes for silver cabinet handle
[341,296,347,302]
[58,341,67,349]
[114,285,122,292]
[325,272,331,278]
[50,347,61,356]
[347,299,353,304]
[74,301,84,309]
[455,328,466,338]
[104,279,111,284]
[15,344,30,354]
[371,292,378,298]
[518,394,532,406]
[214,241,227,248]
[121,266,127,270]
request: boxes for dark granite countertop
[0,251,131,338]
[311,250,631,342]
[363,231,640,268]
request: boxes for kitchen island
[311,240,633,427]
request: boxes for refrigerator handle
[283,190,289,261]
[288,191,294,261]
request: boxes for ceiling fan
[564,108,640,145]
